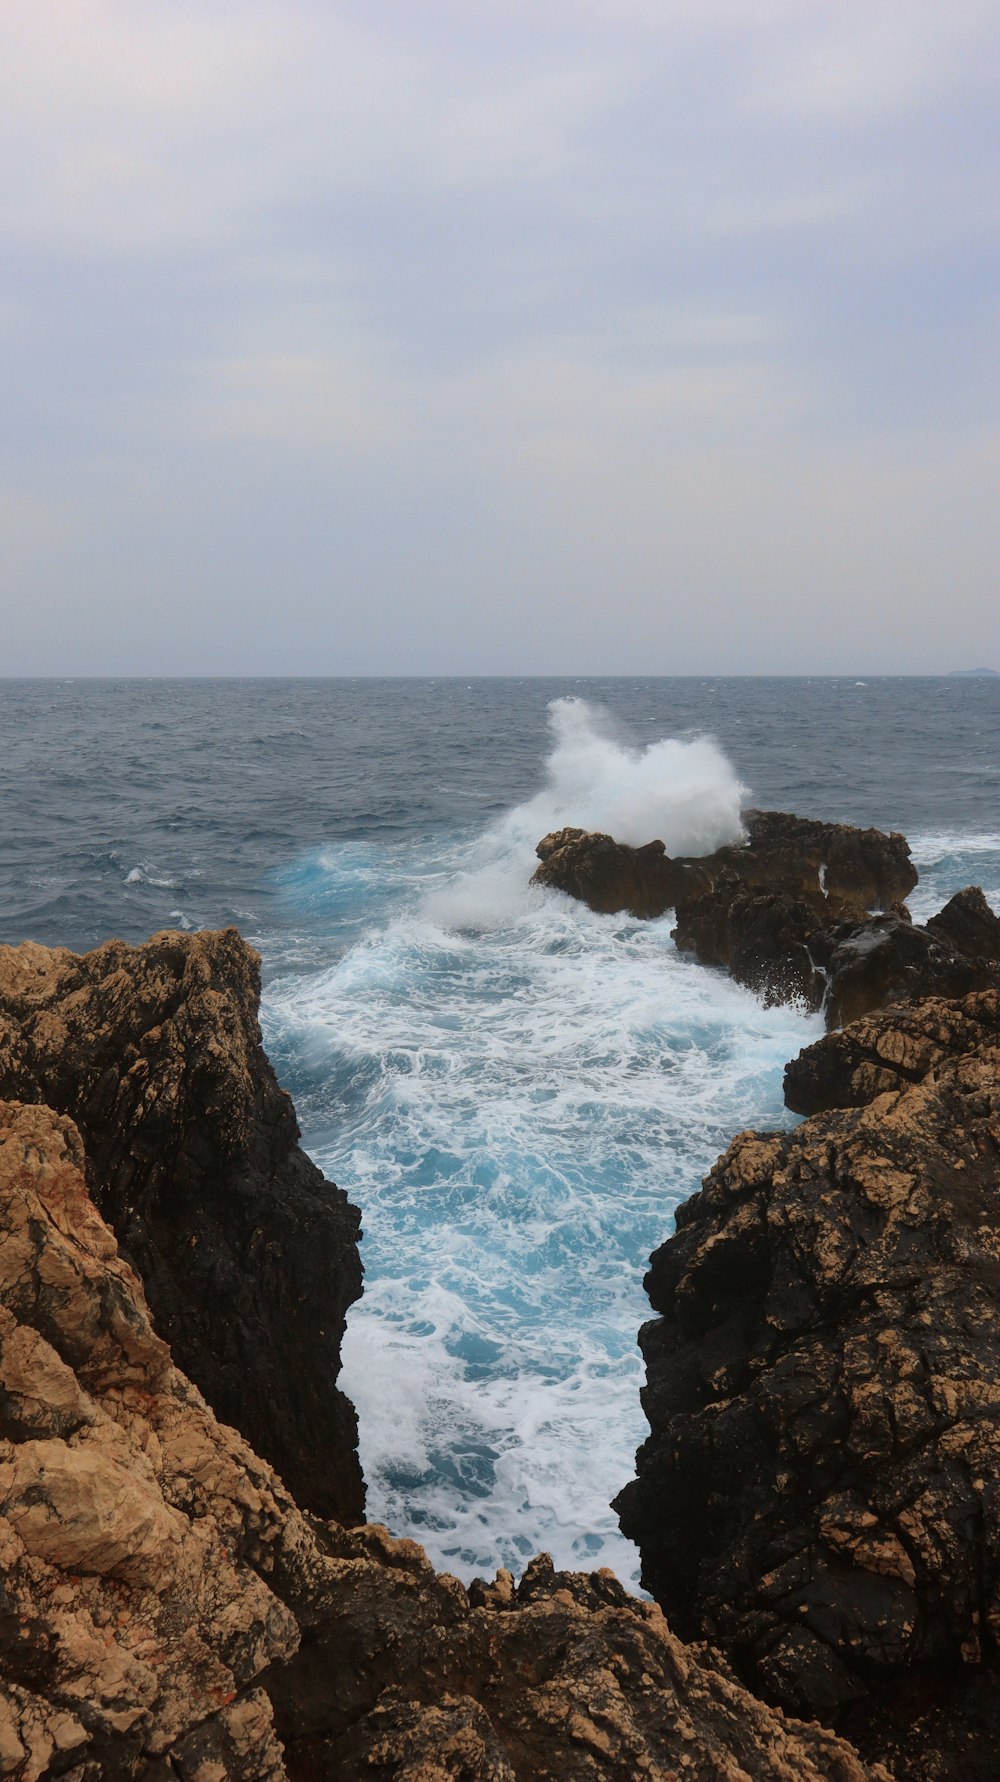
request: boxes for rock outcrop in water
[533,815,1000,1028]
[615,990,1000,1781]
[532,827,712,918]
[0,928,364,1526]
[675,887,1000,1025]
[532,811,917,925]
[0,1093,890,1780]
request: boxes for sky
[2,0,999,675]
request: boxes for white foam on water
[420,696,747,937]
[267,895,818,1584]
[264,702,822,1584]
[124,861,178,889]
[906,830,1000,922]
[499,694,747,855]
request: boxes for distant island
[948,667,999,677]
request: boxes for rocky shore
[533,811,1000,1021]
[4,803,1000,1778]
[538,810,1000,1778]
[0,928,890,1780]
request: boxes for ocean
[2,675,998,1588]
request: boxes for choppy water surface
[1,676,998,1584]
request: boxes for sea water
[1,676,998,1587]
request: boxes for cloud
[1,0,999,670]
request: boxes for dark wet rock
[926,885,1000,962]
[616,1025,1000,1780]
[0,927,364,1525]
[785,988,1000,1115]
[673,874,1000,1030]
[822,912,1000,1027]
[532,828,711,918]
[672,870,826,1010]
[533,810,917,926]
[716,810,917,917]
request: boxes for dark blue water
[2,677,998,1581]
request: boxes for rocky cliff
[0,929,363,1526]
[616,990,1000,1780]
[0,1093,889,1781]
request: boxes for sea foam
[264,702,816,1584]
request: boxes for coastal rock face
[0,1099,298,1781]
[819,904,1000,1027]
[615,1012,1000,1779]
[713,811,916,917]
[0,1096,888,1782]
[672,881,1000,1029]
[671,870,827,1010]
[0,928,364,1525]
[532,810,916,925]
[925,885,1000,962]
[784,987,1000,1115]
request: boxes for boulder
[926,885,1000,962]
[0,1097,889,1782]
[0,928,364,1525]
[671,875,1000,1031]
[723,811,917,916]
[616,1022,1000,1779]
[671,871,826,1010]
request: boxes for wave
[500,696,746,856]
[423,697,746,934]
[265,720,816,1581]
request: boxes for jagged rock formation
[533,813,1000,1028]
[925,885,1000,962]
[0,929,363,1525]
[615,999,1000,1780]
[532,811,916,925]
[670,869,828,1009]
[672,882,1000,1027]
[0,1096,889,1781]
[817,901,1000,1027]
[784,987,1000,1115]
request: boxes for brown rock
[820,912,1000,1027]
[532,831,710,919]
[0,1099,298,1781]
[615,1027,1000,1780]
[671,871,826,1010]
[532,810,917,926]
[925,886,1000,962]
[784,988,1000,1115]
[0,1098,889,1782]
[0,928,364,1525]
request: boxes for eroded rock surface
[819,906,1000,1027]
[616,1016,1000,1779]
[0,1097,889,1781]
[0,929,363,1524]
[784,988,1000,1115]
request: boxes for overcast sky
[3,0,999,674]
